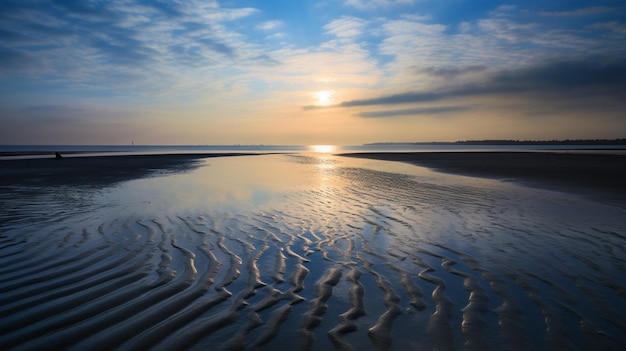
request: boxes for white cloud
[257,20,284,30]
[266,32,286,40]
[371,6,626,97]
[0,0,268,102]
[344,0,415,10]
[2,0,625,127]
[484,5,520,20]
[324,16,368,38]
[476,18,539,42]
[201,7,258,21]
[264,45,381,86]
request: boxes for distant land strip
[365,138,626,146]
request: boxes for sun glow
[310,145,336,153]
[314,90,334,106]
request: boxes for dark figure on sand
[55,152,62,160]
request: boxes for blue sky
[1,0,625,145]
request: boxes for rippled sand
[1,154,625,350]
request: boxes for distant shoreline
[0,150,106,157]
[365,138,626,146]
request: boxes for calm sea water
[2,143,626,159]
[1,153,625,350]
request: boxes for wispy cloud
[51,0,120,20]
[257,20,284,31]
[344,0,416,10]
[356,106,468,118]
[540,6,615,17]
[340,91,446,107]
[589,21,626,34]
[0,0,260,97]
[324,16,368,38]
[334,57,626,109]
[0,46,40,71]
[419,65,487,78]
[1,1,625,144]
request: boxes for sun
[310,145,336,153]
[314,90,334,106]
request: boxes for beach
[339,151,626,206]
[1,151,625,350]
[4,150,625,193]
[0,153,259,186]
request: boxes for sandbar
[338,151,626,206]
[0,153,258,187]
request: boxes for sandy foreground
[1,152,625,350]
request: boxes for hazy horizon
[1,1,625,145]
[2,137,626,148]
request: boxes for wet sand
[1,153,625,350]
[338,151,626,206]
[0,153,259,186]
[5,151,625,192]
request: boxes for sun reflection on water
[309,145,336,153]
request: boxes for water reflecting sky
[2,153,625,350]
[95,154,439,214]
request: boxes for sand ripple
[1,156,625,350]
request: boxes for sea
[2,142,626,158]
[1,145,625,350]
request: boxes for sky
[1,0,625,145]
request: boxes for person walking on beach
[55,152,62,159]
